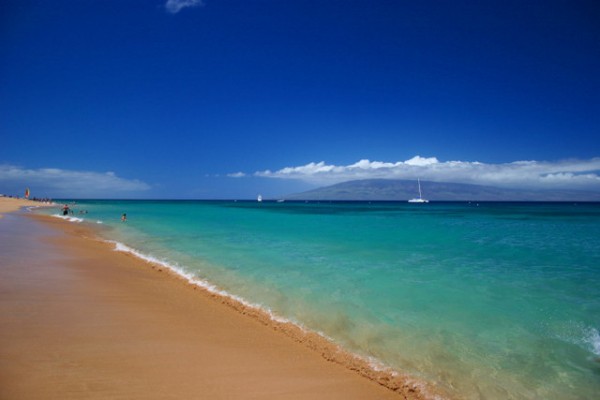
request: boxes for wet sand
[0,208,430,399]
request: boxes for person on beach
[121,213,127,222]
[62,204,70,216]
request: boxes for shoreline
[98,226,438,398]
[1,208,441,399]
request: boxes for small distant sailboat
[408,179,429,203]
[257,194,263,203]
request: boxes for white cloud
[227,172,246,178]
[250,156,600,190]
[0,165,151,198]
[165,0,203,14]
[404,155,439,166]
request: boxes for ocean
[40,200,600,399]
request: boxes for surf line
[102,238,444,399]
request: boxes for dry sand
[0,205,434,400]
[0,197,37,217]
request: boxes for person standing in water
[121,213,127,222]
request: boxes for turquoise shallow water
[42,201,600,399]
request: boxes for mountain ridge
[284,179,600,202]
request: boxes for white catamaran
[408,179,429,203]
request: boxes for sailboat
[257,194,263,203]
[408,179,429,203]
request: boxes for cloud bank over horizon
[0,165,151,198]
[250,156,600,190]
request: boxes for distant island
[284,179,600,202]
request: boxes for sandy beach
[0,201,428,399]
[0,197,39,217]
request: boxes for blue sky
[1,0,599,199]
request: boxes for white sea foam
[555,322,600,357]
[52,214,84,223]
[366,355,396,374]
[584,327,600,356]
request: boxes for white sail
[408,179,429,203]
